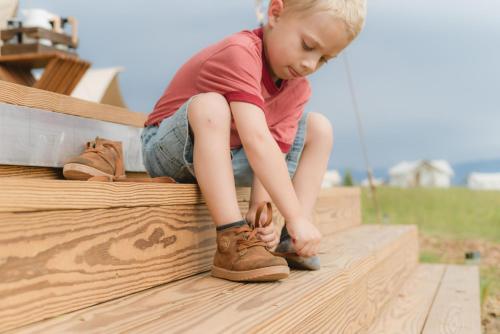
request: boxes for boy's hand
[286,216,322,257]
[245,206,279,249]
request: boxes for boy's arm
[231,101,321,257]
[230,101,302,222]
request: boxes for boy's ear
[267,0,284,27]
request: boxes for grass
[361,186,500,306]
[362,186,500,243]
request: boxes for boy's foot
[211,203,289,282]
[274,227,321,271]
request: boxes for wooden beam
[0,81,146,127]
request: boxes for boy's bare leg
[291,112,334,220]
[249,112,333,223]
[187,93,243,226]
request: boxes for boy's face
[264,2,352,81]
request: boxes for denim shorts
[141,95,308,187]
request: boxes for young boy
[141,0,366,282]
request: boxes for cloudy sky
[19,0,500,171]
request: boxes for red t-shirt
[145,28,311,153]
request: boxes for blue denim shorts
[141,95,307,187]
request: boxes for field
[361,186,500,333]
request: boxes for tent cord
[343,53,382,224]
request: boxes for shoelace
[234,202,273,251]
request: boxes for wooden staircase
[0,81,481,333]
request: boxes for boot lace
[234,202,273,251]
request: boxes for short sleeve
[197,44,265,111]
[269,82,311,153]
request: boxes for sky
[18,0,500,171]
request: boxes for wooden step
[15,224,418,333]
[368,264,481,334]
[0,179,360,332]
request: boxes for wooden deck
[0,80,482,333]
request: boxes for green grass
[361,186,500,305]
[362,187,500,243]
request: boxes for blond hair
[282,0,367,39]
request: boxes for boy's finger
[258,232,276,243]
[256,226,274,235]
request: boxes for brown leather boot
[63,137,125,180]
[211,202,290,282]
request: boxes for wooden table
[0,52,90,95]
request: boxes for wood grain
[0,204,240,332]
[314,187,361,234]
[0,81,146,127]
[0,165,63,179]
[15,225,418,333]
[422,265,482,334]
[0,183,361,331]
[0,179,247,212]
[367,264,446,334]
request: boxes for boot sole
[63,163,114,180]
[211,265,290,282]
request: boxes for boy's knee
[188,92,231,130]
[306,112,334,148]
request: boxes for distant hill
[334,159,500,186]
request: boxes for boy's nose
[300,57,319,74]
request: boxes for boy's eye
[302,40,313,51]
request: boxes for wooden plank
[0,165,148,180]
[1,27,75,47]
[367,264,446,334]
[0,64,35,86]
[314,187,361,234]
[0,165,63,179]
[0,204,239,332]
[63,60,90,95]
[1,43,75,57]
[0,179,250,212]
[0,80,146,127]
[422,265,482,334]
[15,225,418,333]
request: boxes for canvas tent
[71,67,128,108]
[467,173,500,190]
[322,170,341,188]
[389,160,454,188]
[361,177,384,187]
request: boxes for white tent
[389,160,454,188]
[71,67,128,108]
[467,173,500,190]
[321,170,341,188]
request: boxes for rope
[343,52,382,224]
